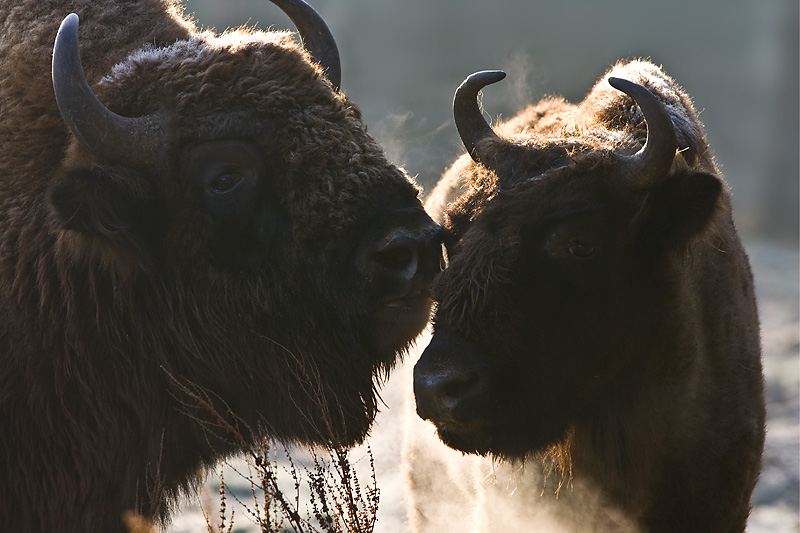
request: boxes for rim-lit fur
[416,60,764,532]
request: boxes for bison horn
[269,0,342,91]
[607,77,677,189]
[52,14,166,166]
[453,70,507,163]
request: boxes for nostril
[359,209,442,286]
[371,238,418,280]
[414,367,481,420]
[373,242,415,270]
[440,372,479,410]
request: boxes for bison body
[413,60,765,531]
[0,1,441,530]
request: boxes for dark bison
[0,0,441,530]
[413,60,765,532]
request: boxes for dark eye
[567,242,596,258]
[209,173,244,194]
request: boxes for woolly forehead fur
[100,29,314,102]
[507,61,710,173]
[447,60,715,211]
[579,60,711,168]
[92,27,420,237]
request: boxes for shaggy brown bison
[413,60,765,532]
[0,0,441,530]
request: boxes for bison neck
[1,333,233,532]
[564,220,764,532]
[0,260,244,531]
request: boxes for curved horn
[52,14,165,166]
[453,70,506,163]
[607,77,677,189]
[268,0,342,91]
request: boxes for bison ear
[634,171,723,251]
[48,167,155,261]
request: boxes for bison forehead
[449,60,715,201]
[435,211,521,329]
[94,28,421,235]
[584,60,713,169]
[97,29,338,120]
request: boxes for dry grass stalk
[202,442,380,533]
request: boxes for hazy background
[184,0,798,244]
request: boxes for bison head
[47,1,442,448]
[414,64,723,459]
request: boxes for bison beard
[414,60,765,532]
[0,0,441,531]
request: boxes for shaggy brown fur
[0,1,439,531]
[414,60,765,532]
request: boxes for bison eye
[209,172,245,194]
[568,242,596,258]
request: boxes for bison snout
[414,333,489,423]
[369,230,440,285]
[359,208,443,358]
[359,208,443,298]
[414,366,481,421]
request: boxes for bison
[0,0,442,530]
[413,60,765,532]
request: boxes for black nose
[414,365,481,422]
[358,207,443,297]
[413,333,486,423]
